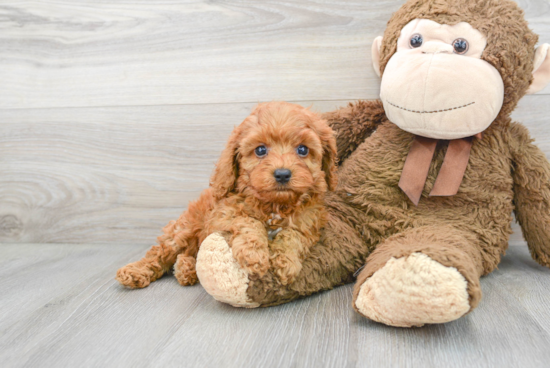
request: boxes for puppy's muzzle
[274,169,292,184]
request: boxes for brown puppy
[116,101,337,288]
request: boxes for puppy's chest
[264,213,288,241]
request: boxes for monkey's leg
[353,225,484,327]
[116,189,215,289]
[196,200,369,307]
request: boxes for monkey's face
[379,19,504,140]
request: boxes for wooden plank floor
[0,244,549,368]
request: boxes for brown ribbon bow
[398,133,482,206]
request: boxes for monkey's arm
[322,100,386,164]
[509,122,550,268]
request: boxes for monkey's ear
[527,43,550,94]
[372,36,383,78]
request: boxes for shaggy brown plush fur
[116,102,337,288]
[242,0,550,313]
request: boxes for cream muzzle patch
[380,19,504,140]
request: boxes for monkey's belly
[336,126,514,260]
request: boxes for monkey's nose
[274,169,292,184]
[421,41,454,54]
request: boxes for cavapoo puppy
[116,101,337,288]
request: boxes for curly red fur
[116,101,337,288]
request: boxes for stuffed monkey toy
[158,0,550,327]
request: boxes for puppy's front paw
[271,253,302,285]
[116,265,153,289]
[233,248,270,280]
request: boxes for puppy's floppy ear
[313,115,338,191]
[322,130,338,191]
[209,117,251,199]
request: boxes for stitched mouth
[387,100,475,114]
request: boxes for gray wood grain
[0,0,548,110]
[1,96,547,245]
[0,243,549,368]
[0,100,338,244]
[1,0,549,245]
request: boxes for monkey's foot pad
[196,232,259,308]
[354,252,471,327]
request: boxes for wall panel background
[1,0,549,245]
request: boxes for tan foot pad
[196,233,260,308]
[355,252,470,327]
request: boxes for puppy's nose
[274,169,292,184]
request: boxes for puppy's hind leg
[116,189,215,289]
[116,239,183,289]
[174,254,199,286]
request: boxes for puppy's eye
[296,145,309,157]
[409,34,423,48]
[255,145,267,158]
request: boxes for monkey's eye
[296,145,309,157]
[255,145,268,157]
[409,34,423,48]
[452,38,469,55]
